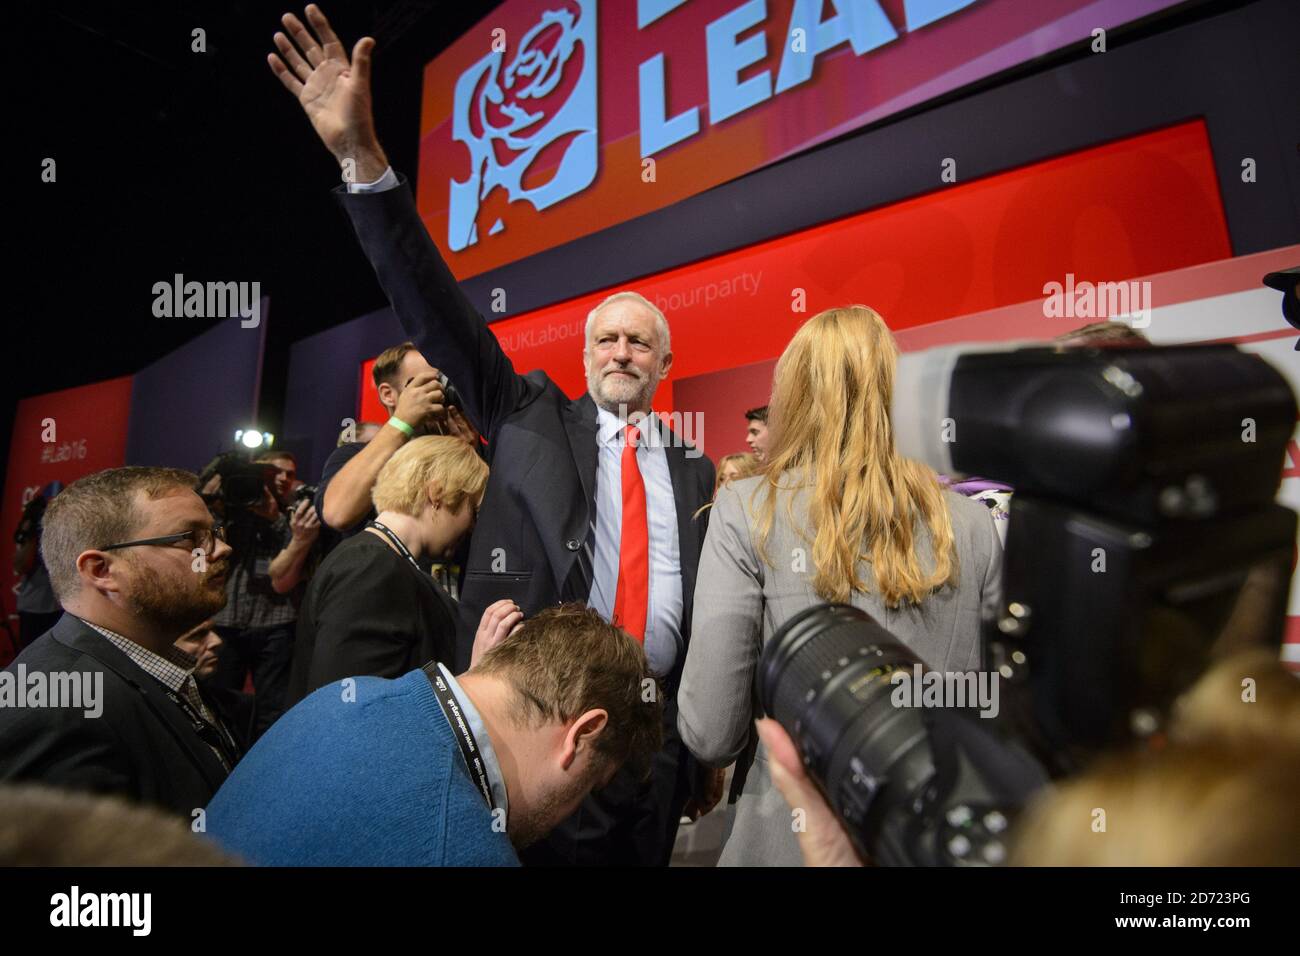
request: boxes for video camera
[760,342,1297,866]
[197,451,278,513]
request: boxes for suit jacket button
[565,539,580,551]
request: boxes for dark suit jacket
[338,179,716,864]
[0,614,233,818]
[337,179,716,675]
[288,530,460,704]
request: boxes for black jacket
[0,614,234,817]
[288,530,459,704]
[338,179,717,864]
[337,178,716,675]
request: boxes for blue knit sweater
[205,670,518,866]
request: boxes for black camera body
[760,604,1046,866]
[760,343,1297,866]
[291,483,318,512]
[198,451,276,512]
[438,371,463,413]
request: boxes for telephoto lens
[759,604,1048,866]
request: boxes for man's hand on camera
[756,718,865,867]
[393,371,447,437]
[268,5,389,182]
[471,600,524,668]
[289,500,321,542]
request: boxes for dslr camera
[761,342,1297,866]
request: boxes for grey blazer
[677,476,1003,866]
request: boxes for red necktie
[613,424,649,642]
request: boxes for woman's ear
[426,479,443,511]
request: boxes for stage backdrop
[1,377,134,659]
[126,298,269,474]
[356,118,1299,662]
[2,309,268,662]
[417,0,1186,278]
[399,120,1229,426]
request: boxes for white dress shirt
[587,408,684,677]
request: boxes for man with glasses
[207,451,318,741]
[0,466,243,817]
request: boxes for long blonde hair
[754,306,957,606]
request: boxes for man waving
[267,6,721,866]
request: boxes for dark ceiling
[10,0,501,477]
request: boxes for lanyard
[163,684,241,773]
[421,661,497,813]
[367,520,423,574]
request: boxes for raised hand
[268,5,388,181]
[471,599,525,668]
[289,499,321,542]
[443,406,482,448]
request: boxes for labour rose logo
[448,0,598,252]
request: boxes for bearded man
[0,467,241,817]
[265,5,720,867]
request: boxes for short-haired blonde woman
[289,436,493,703]
[677,306,1003,866]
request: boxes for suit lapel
[663,443,698,573]
[559,394,600,601]
[658,419,711,648]
[54,618,231,791]
[563,393,600,517]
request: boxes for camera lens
[759,604,1047,865]
[759,605,930,856]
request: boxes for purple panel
[125,299,268,473]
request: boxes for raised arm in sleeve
[335,177,529,439]
[677,486,766,767]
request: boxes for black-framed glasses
[101,524,226,553]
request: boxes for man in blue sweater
[204,604,661,865]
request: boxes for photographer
[204,450,319,739]
[12,488,63,650]
[316,341,480,537]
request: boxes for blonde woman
[677,306,1003,866]
[288,436,502,703]
[716,452,760,490]
[693,453,761,522]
